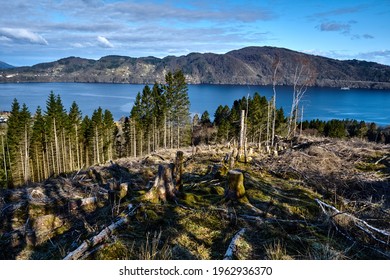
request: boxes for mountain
[0,61,14,69]
[1,46,390,89]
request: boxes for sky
[0,0,389,66]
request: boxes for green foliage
[200,111,211,125]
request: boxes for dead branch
[315,198,390,246]
[63,203,139,260]
[223,228,246,260]
[375,155,388,165]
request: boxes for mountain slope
[0,61,14,69]
[1,46,390,89]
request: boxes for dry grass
[139,230,172,260]
[264,240,293,260]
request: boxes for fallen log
[315,198,390,246]
[223,228,246,260]
[63,204,139,260]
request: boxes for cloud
[0,28,48,45]
[313,5,366,18]
[363,34,374,39]
[97,36,114,48]
[318,22,351,32]
[358,50,390,60]
[316,21,374,40]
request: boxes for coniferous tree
[151,82,165,150]
[6,99,32,186]
[81,115,93,167]
[68,101,82,170]
[91,107,103,164]
[164,70,190,148]
[5,99,21,186]
[102,109,115,161]
[30,107,46,181]
[130,92,142,157]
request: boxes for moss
[211,186,225,196]
[355,162,385,172]
[95,240,130,260]
[181,192,207,207]
[145,209,159,221]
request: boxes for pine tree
[130,92,142,157]
[68,101,82,170]
[140,85,154,154]
[5,99,21,186]
[81,115,93,167]
[91,107,103,164]
[151,82,165,150]
[164,70,190,148]
[6,99,32,186]
[102,109,115,161]
[31,107,46,181]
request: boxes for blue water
[0,83,389,126]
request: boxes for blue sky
[0,0,389,66]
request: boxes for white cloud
[97,36,114,48]
[0,28,48,45]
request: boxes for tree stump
[224,170,246,200]
[144,164,176,203]
[224,153,235,169]
[108,180,128,204]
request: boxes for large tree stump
[224,170,246,200]
[144,164,176,203]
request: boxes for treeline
[300,119,390,143]
[0,94,116,187]
[192,93,287,148]
[192,94,390,147]
[0,70,190,187]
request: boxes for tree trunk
[177,116,180,149]
[64,204,138,260]
[237,110,245,160]
[225,170,246,200]
[144,164,176,203]
[164,114,167,149]
[223,228,246,260]
[175,151,184,192]
[2,134,8,184]
[95,126,100,164]
[76,124,80,170]
[53,118,60,175]
[133,122,136,158]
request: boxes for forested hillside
[1,46,390,89]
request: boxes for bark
[225,170,246,200]
[64,204,138,260]
[315,198,390,246]
[144,164,177,203]
[175,151,184,192]
[223,228,246,260]
[238,110,245,160]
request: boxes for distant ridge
[1,46,390,89]
[0,61,14,70]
